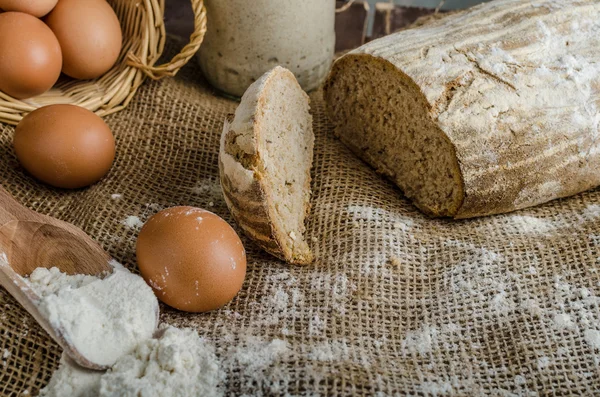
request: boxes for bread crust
[325,0,600,219]
[219,67,314,264]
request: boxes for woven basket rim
[0,0,207,126]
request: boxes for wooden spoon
[0,184,123,370]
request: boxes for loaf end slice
[324,55,464,217]
[219,66,315,264]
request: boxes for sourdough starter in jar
[198,0,335,97]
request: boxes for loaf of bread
[324,0,600,219]
[219,66,315,264]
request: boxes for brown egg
[0,12,62,99]
[13,105,116,189]
[0,0,58,17]
[45,0,122,80]
[137,207,247,313]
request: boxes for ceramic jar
[198,0,336,97]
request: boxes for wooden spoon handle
[0,185,25,226]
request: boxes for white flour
[500,214,557,236]
[222,335,289,394]
[347,205,415,231]
[101,326,223,396]
[401,324,462,356]
[27,267,97,297]
[122,216,144,229]
[40,326,224,397]
[307,340,351,362]
[30,266,225,397]
[583,329,600,350]
[40,354,103,397]
[24,266,158,367]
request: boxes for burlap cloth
[1,38,600,396]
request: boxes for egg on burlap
[137,207,247,313]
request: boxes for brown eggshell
[13,105,116,189]
[0,12,62,99]
[45,0,122,80]
[137,207,247,313]
[0,0,58,17]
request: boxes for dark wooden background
[164,0,444,52]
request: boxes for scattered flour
[444,240,514,308]
[347,205,415,231]
[145,203,164,212]
[301,337,374,369]
[542,276,600,353]
[537,356,550,369]
[122,216,144,229]
[24,266,158,367]
[306,340,350,362]
[513,375,527,386]
[491,289,516,313]
[308,272,356,316]
[401,322,463,357]
[578,288,591,299]
[498,203,600,238]
[580,204,600,222]
[101,326,224,396]
[552,313,574,330]
[190,179,223,209]
[401,325,439,355]
[222,335,289,394]
[418,381,453,396]
[226,336,288,373]
[40,326,224,397]
[250,271,305,331]
[40,354,103,397]
[392,222,410,232]
[110,194,122,200]
[308,314,326,336]
[190,179,223,198]
[583,329,600,350]
[3,348,10,359]
[501,214,556,235]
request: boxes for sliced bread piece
[219,66,315,264]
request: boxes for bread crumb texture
[220,66,315,264]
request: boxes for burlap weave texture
[1,40,600,396]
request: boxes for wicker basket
[0,0,207,126]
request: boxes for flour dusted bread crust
[324,0,600,219]
[219,66,314,264]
